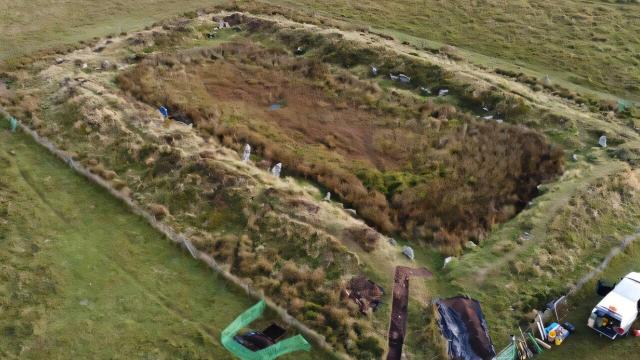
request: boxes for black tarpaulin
[436,296,496,360]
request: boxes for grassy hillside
[2,1,640,359]
[0,0,226,60]
[0,129,323,359]
[2,0,638,101]
[116,23,563,254]
[275,0,640,101]
[448,164,640,348]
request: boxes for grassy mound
[117,20,563,254]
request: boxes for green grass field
[0,129,323,359]
[541,241,640,359]
[0,0,226,60]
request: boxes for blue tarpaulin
[159,106,169,118]
[269,103,282,111]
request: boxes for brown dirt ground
[189,60,396,170]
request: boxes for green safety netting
[221,300,311,360]
[527,333,543,354]
[493,343,516,360]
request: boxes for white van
[588,272,640,339]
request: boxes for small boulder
[443,256,454,268]
[402,246,415,260]
[598,135,607,148]
[398,74,411,84]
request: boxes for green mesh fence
[221,300,311,360]
[493,343,516,360]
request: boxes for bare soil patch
[387,266,432,360]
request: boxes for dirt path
[386,266,432,360]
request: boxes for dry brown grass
[116,19,563,254]
[345,226,381,252]
[148,203,170,219]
